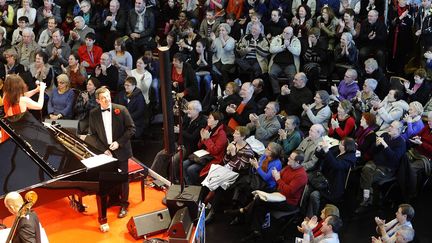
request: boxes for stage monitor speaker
[166,185,202,220]
[168,207,192,240]
[127,208,171,240]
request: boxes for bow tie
[101,108,110,112]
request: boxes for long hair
[3,74,27,105]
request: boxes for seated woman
[227,142,284,212]
[306,137,357,217]
[172,52,199,101]
[355,112,378,163]
[74,77,100,135]
[114,77,147,138]
[277,115,303,156]
[328,100,356,140]
[183,111,228,185]
[62,53,87,90]
[47,74,75,120]
[191,39,212,99]
[240,149,308,241]
[334,32,358,79]
[203,126,255,221]
[352,78,380,122]
[29,51,54,88]
[127,56,153,105]
[403,68,432,105]
[300,90,332,133]
[109,38,133,86]
[401,101,424,141]
[1,74,46,142]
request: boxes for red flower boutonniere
[114,108,121,115]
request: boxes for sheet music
[193,149,210,157]
[81,154,117,169]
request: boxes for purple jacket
[338,80,359,101]
[401,118,425,140]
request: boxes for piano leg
[96,194,108,225]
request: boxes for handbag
[188,153,214,166]
[308,171,329,192]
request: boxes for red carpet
[3,181,168,242]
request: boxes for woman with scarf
[387,0,414,75]
[114,76,146,138]
[355,112,378,163]
[183,111,228,185]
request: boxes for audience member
[277,115,303,155]
[330,68,360,101]
[46,28,70,77]
[199,10,221,40]
[358,10,387,68]
[14,28,40,68]
[75,77,100,135]
[78,32,102,74]
[328,100,356,140]
[361,58,388,99]
[247,101,281,146]
[373,204,415,243]
[68,16,95,52]
[17,0,37,29]
[37,16,56,50]
[300,215,342,243]
[301,90,332,133]
[109,37,133,86]
[226,82,258,132]
[93,52,119,92]
[401,101,424,140]
[172,52,199,101]
[47,74,75,120]
[62,53,87,90]
[297,124,325,172]
[355,112,378,163]
[101,0,127,51]
[211,23,236,90]
[371,89,409,132]
[36,0,61,32]
[302,27,327,92]
[279,72,314,117]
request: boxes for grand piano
[0,111,118,228]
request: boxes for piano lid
[0,112,89,197]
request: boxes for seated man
[236,22,270,82]
[330,68,360,101]
[246,101,281,147]
[373,204,415,243]
[269,26,301,96]
[240,149,308,242]
[297,124,325,172]
[93,52,119,92]
[278,72,314,118]
[226,82,258,133]
[356,121,406,212]
[300,215,343,243]
[78,32,103,74]
[370,89,409,132]
[251,78,270,114]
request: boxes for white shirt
[101,104,113,145]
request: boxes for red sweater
[77,44,103,73]
[276,166,308,206]
[416,125,432,159]
[328,114,356,140]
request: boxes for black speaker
[127,208,171,240]
[168,207,192,240]
[166,185,202,220]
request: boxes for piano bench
[128,159,149,201]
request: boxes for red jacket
[415,125,432,159]
[198,124,228,177]
[276,166,308,206]
[77,44,103,73]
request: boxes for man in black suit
[85,87,135,231]
[4,191,41,243]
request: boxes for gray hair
[346,68,358,79]
[364,78,378,91]
[297,72,308,84]
[410,101,424,115]
[74,16,84,23]
[316,90,330,105]
[268,101,280,114]
[218,23,231,34]
[188,100,202,112]
[365,58,378,71]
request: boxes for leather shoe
[118,207,128,218]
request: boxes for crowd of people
[0,0,430,241]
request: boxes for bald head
[4,191,24,215]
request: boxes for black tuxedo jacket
[12,211,41,243]
[86,104,135,161]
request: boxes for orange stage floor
[3,181,168,243]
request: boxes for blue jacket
[255,155,282,189]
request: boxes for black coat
[12,211,41,243]
[171,62,199,101]
[114,88,146,138]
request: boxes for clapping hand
[331,118,339,128]
[227,143,236,155]
[278,129,287,140]
[376,136,388,147]
[403,114,413,123]
[281,85,291,95]
[200,128,210,140]
[250,158,259,169]
[374,216,385,227]
[331,84,339,96]
[272,168,280,181]
[301,215,318,233]
[409,136,422,145]
[302,103,310,111]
